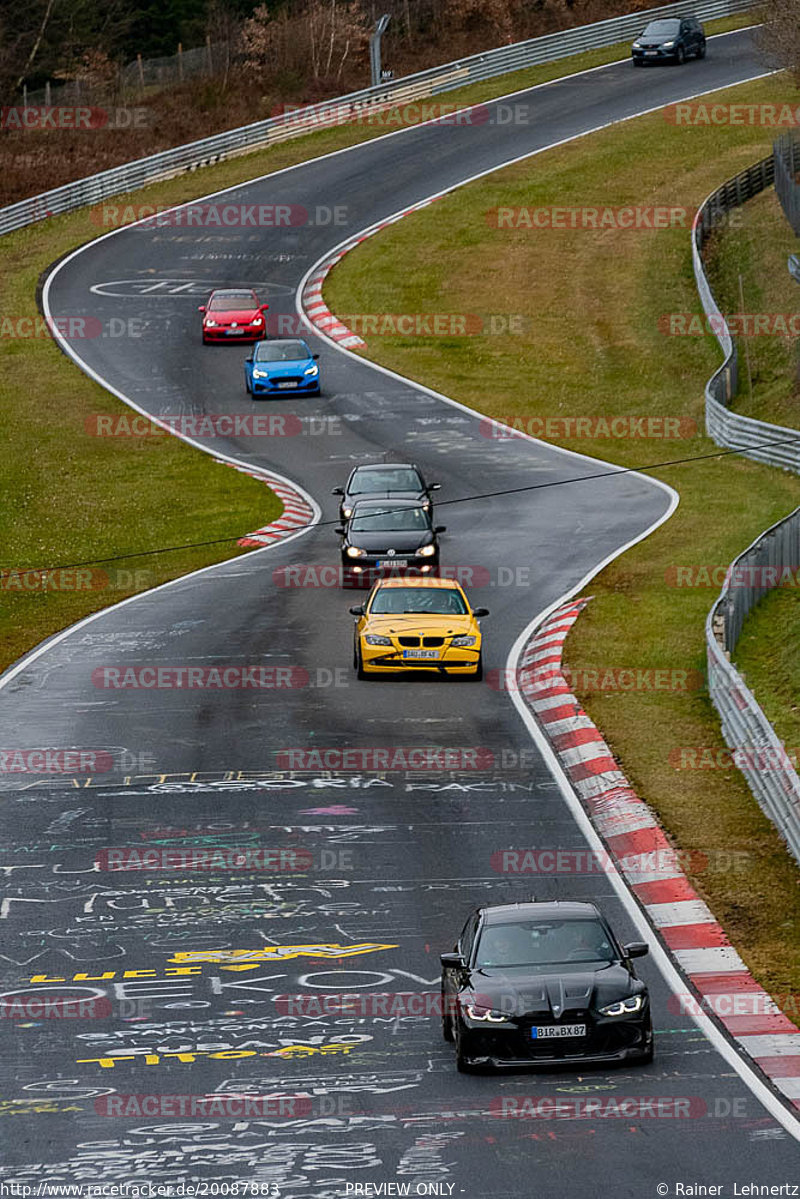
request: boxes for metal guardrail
[706,509,800,867]
[690,155,800,471]
[774,133,800,236]
[1,0,754,237]
[694,159,800,867]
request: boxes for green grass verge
[324,71,800,998]
[0,12,759,675]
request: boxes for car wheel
[675,46,685,64]
[455,1020,479,1073]
[634,1032,655,1064]
[632,57,643,66]
[441,994,454,1042]
[697,43,706,58]
[356,646,367,681]
[474,653,483,682]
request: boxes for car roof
[479,901,602,924]
[258,338,309,349]
[352,463,418,472]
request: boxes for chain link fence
[1,0,754,237]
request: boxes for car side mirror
[260,304,269,312]
[335,527,345,536]
[312,354,320,360]
[332,487,344,496]
[198,305,206,313]
[245,354,253,362]
[440,951,466,969]
[623,942,649,959]
[434,525,446,534]
[349,605,365,616]
[472,607,489,618]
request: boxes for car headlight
[662,40,674,47]
[599,995,644,1016]
[252,316,263,325]
[465,1005,509,1023]
[304,365,319,376]
[417,544,436,558]
[365,634,392,646]
[632,41,641,48]
[451,635,477,647]
[343,507,353,518]
[252,369,267,379]
[204,319,218,327]
[346,546,366,558]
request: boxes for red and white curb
[300,196,442,348]
[221,462,314,548]
[520,596,800,1112]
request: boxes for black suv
[631,16,705,65]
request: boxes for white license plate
[378,559,407,568]
[277,381,298,389]
[403,649,439,659]
[226,328,245,335]
[645,49,657,55]
[532,1024,586,1039]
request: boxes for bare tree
[760,0,800,82]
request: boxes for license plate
[378,559,407,568]
[277,381,298,389]
[226,328,245,335]
[403,650,439,660]
[645,49,657,55]
[532,1024,586,1039]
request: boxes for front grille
[398,636,420,647]
[271,376,303,384]
[423,637,444,647]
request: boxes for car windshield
[255,341,309,362]
[475,919,616,968]
[350,508,430,533]
[641,19,680,35]
[209,292,256,310]
[350,469,423,494]
[370,587,468,615]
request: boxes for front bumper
[459,1013,652,1067]
[631,46,678,62]
[250,375,320,395]
[204,324,265,342]
[342,555,439,581]
[359,640,480,674]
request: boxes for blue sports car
[244,338,321,397]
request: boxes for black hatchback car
[441,901,653,1072]
[631,16,705,64]
[332,463,440,523]
[337,498,445,583]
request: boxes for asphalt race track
[2,26,799,1195]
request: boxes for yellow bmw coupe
[349,577,488,679]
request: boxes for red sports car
[199,288,269,343]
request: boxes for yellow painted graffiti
[168,942,398,964]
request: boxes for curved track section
[2,29,798,1194]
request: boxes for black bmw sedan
[440,900,653,1072]
[336,498,446,583]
